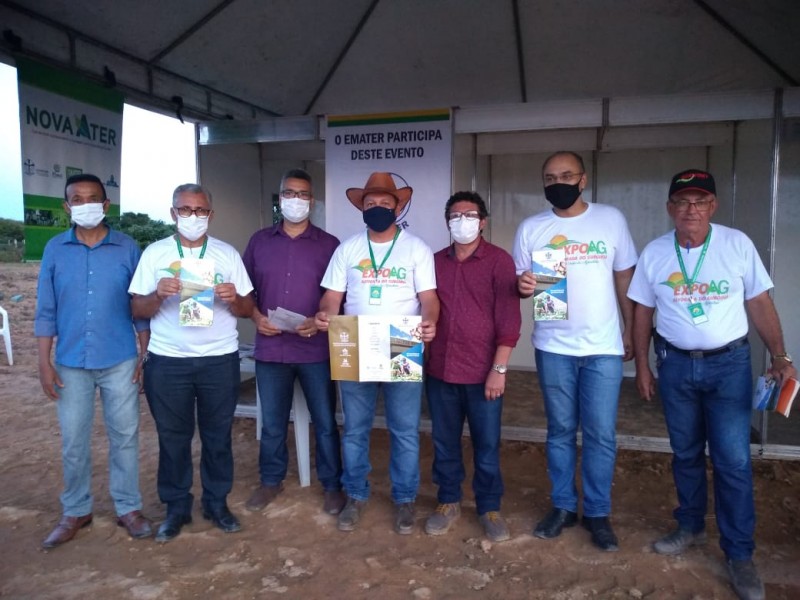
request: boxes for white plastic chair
[0,306,12,366]
[238,356,311,488]
[255,381,311,488]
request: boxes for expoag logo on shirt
[660,272,730,302]
[546,234,608,263]
[353,258,407,281]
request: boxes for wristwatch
[492,364,508,374]
[773,353,793,364]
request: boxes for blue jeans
[339,380,422,504]
[55,357,142,517]
[144,351,239,515]
[426,376,503,515]
[255,360,342,490]
[535,350,622,517]
[655,338,755,560]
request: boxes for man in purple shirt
[425,191,521,542]
[241,169,345,515]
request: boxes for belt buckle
[689,350,704,359]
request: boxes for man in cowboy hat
[315,172,440,535]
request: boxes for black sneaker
[394,502,415,535]
[581,516,618,552]
[726,559,765,600]
[533,507,578,539]
[337,498,367,532]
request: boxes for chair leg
[292,381,311,488]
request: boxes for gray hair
[172,183,213,205]
[280,168,312,191]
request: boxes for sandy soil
[0,262,798,600]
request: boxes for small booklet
[752,375,777,411]
[531,248,567,321]
[328,315,424,382]
[753,375,799,417]
[775,377,800,418]
[178,258,215,327]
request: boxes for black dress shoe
[202,506,241,533]
[155,513,192,543]
[582,516,619,551]
[533,508,578,539]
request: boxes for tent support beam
[149,0,238,64]
[303,0,380,115]
[694,0,797,86]
[511,0,527,103]
[1,0,278,117]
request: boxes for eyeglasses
[669,198,714,212]
[69,197,105,205]
[448,211,481,222]
[174,206,212,219]
[280,189,312,200]
[543,172,584,185]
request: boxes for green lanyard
[175,235,207,259]
[673,226,711,291]
[367,228,400,275]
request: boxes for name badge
[369,285,382,306]
[688,302,709,325]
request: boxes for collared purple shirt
[427,237,521,384]
[242,221,339,363]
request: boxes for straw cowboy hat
[346,172,413,212]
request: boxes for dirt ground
[1,262,799,600]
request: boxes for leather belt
[661,335,748,359]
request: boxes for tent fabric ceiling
[2,0,798,121]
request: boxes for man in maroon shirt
[241,169,345,515]
[425,191,521,542]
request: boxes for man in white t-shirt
[129,184,254,543]
[628,169,796,600]
[315,172,439,535]
[513,151,637,552]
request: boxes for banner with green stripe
[17,58,124,260]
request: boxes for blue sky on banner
[0,62,196,223]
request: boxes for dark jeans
[144,351,239,515]
[655,337,755,560]
[426,375,504,515]
[535,349,622,517]
[255,360,342,490]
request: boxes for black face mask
[544,182,582,211]
[363,206,396,232]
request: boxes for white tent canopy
[3,0,799,455]
[2,0,798,120]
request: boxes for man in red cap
[629,168,796,600]
[315,172,439,535]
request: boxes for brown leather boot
[42,514,93,548]
[116,510,153,539]
[245,484,283,511]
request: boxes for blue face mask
[363,206,396,232]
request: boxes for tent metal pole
[693,0,797,86]
[511,0,527,103]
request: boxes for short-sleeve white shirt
[627,223,772,350]
[512,203,638,356]
[129,235,254,357]
[321,228,436,316]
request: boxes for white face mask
[175,214,209,242]
[449,217,481,244]
[280,197,311,223]
[69,203,106,229]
